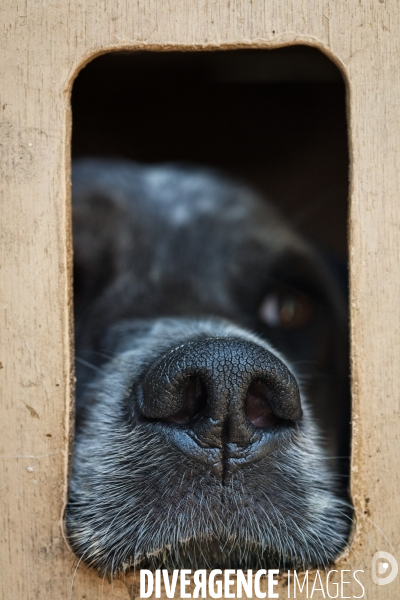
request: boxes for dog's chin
[67,493,350,576]
[67,436,350,576]
[129,537,284,572]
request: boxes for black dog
[67,159,350,575]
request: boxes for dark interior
[72,46,348,260]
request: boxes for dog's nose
[137,338,302,475]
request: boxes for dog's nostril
[163,376,208,425]
[244,379,281,428]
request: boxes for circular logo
[372,551,398,586]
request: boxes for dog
[66,158,350,576]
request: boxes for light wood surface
[1,1,400,598]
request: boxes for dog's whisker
[75,356,104,375]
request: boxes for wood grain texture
[1,0,399,597]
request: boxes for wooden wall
[1,1,399,598]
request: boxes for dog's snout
[137,338,302,473]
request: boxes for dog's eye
[259,288,313,329]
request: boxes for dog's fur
[66,159,350,575]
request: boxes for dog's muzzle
[136,337,302,478]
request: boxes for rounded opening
[69,46,351,576]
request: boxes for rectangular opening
[67,47,351,589]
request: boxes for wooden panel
[1,0,399,598]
